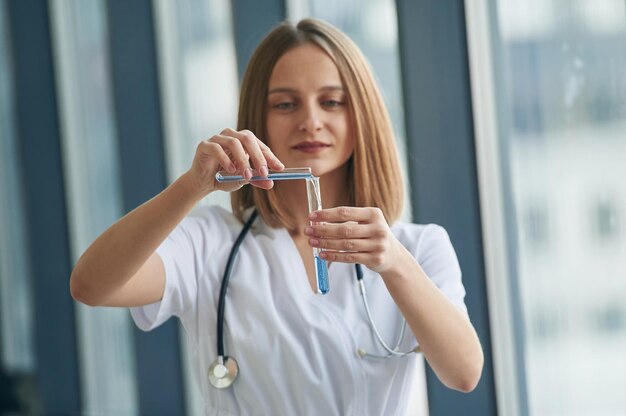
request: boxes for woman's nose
[298,104,323,132]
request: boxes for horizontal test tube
[215,167,312,182]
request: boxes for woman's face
[265,43,354,178]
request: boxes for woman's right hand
[71,128,283,307]
[187,128,285,197]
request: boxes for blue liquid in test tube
[314,255,329,294]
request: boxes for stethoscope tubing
[355,264,419,359]
[216,210,258,357]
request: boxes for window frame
[465,0,532,414]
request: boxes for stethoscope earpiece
[208,356,239,389]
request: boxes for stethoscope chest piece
[208,356,239,389]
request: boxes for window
[591,197,619,243]
[154,0,239,211]
[522,201,550,249]
[49,0,138,413]
[467,0,626,414]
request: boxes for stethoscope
[208,210,421,389]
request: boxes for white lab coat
[131,206,468,415]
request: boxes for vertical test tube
[306,177,329,294]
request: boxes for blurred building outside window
[467,0,626,415]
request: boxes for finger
[211,135,251,177]
[222,129,268,176]
[309,206,379,223]
[308,237,376,252]
[318,250,371,264]
[250,179,274,190]
[304,223,374,239]
[238,130,269,175]
[197,140,236,173]
[223,128,284,172]
[257,140,285,171]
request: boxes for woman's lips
[292,141,331,153]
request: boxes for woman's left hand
[305,206,403,273]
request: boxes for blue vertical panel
[105,1,185,414]
[231,0,286,77]
[396,1,497,415]
[5,0,81,413]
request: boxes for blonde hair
[232,18,404,229]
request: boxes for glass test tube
[306,176,329,295]
[215,167,312,182]
[215,166,330,295]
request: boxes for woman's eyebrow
[267,85,344,95]
[319,86,344,92]
[267,87,296,95]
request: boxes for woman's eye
[322,100,343,107]
[274,102,296,110]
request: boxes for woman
[70,18,483,415]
